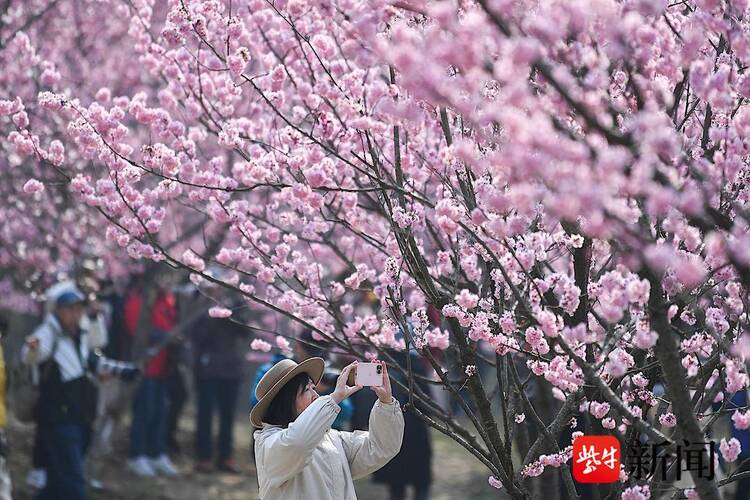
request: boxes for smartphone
[354,362,383,387]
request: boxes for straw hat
[250,357,325,428]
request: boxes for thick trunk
[647,274,720,500]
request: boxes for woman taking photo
[251,357,404,499]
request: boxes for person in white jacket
[26,280,110,491]
[252,357,404,500]
[22,285,138,500]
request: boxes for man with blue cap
[22,282,139,500]
[26,280,111,491]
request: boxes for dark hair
[264,373,310,427]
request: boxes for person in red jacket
[124,281,179,477]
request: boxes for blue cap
[55,290,86,308]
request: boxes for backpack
[9,329,59,423]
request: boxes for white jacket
[21,314,107,382]
[254,395,405,500]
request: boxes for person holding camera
[252,358,404,499]
[190,302,250,473]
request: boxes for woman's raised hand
[330,361,362,404]
[370,361,393,404]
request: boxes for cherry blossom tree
[0,0,148,309]
[5,0,750,498]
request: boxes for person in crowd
[119,274,146,361]
[372,350,433,500]
[0,316,12,500]
[252,358,404,499]
[190,298,249,473]
[98,277,128,361]
[125,281,180,477]
[22,285,138,500]
[26,280,110,492]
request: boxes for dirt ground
[7,413,502,500]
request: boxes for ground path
[8,413,501,499]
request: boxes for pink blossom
[726,359,749,393]
[227,54,246,76]
[12,111,29,128]
[276,336,291,352]
[521,463,544,478]
[658,412,676,428]
[488,476,503,489]
[287,0,307,17]
[633,329,658,350]
[589,401,610,419]
[535,309,560,338]
[330,282,345,298]
[208,306,232,318]
[525,327,543,347]
[705,308,729,334]
[38,91,65,111]
[311,34,335,59]
[632,373,649,388]
[40,67,61,86]
[437,215,459,235]
[606,348,635,378]
[9,131,35,157]
[181,249,206,272]
[468,312,492,341]
[22,179,44,194]
[48,140,65,166]
[499,312,517,334]
[720,438,742,462]
[626,279,650,305]
[622,485,650,500]
[95,88,111,103]
[425,328,449,350]
[0,98,20,115]
[733,410,750,430]
[393,207,416,229]
[250,339,272,352]
[673,256,707,289]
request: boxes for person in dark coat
[372,349,432,500]
[190,307,248,472]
